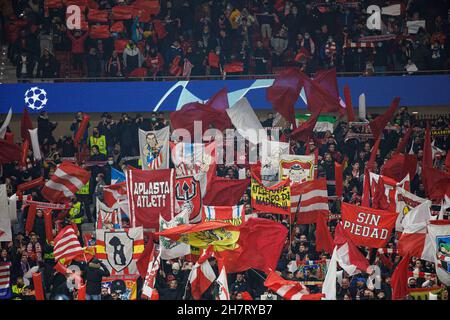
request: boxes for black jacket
[85,262,110,295]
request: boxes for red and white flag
[103,182,127,207]
[397,200,432,258]
[291,179,329,223]
[322,223,370,300]
[202,204,245,226]
[188,247,216,300]
[264,270,324,300]
[53,225,84,263]
[0,262,11,294]
[216,258,230,300]
[41,162,91,203]
[142,246,161,300]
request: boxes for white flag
[0,108,12,139]
[138,126,170,170]
[358,93,366,121]
[322,247,338,300]
[28,128,42,160]
[425,221,450,286]
[0,185,12,242]
[159,210,190,260]
[226,97,267,145]
[216,262,230,300]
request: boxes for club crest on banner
[105,231,134,273]
[436,235,450,275]
[175,176,202,223]
[279,156,315,183]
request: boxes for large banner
[260,140,290,183]
[96,227,144,275]
[369,172,410,212]
[341,202,397,248]
[138,127,170,170]
[160,211,191,260]
[279,154,315,183]
[96,199,124,230]
[125,168,175,231]
[251,166,291,215]
[395,187,427,232]
[202,204,245,226]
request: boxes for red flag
[128,67,148,77]
[291,109,321,142]
[203,176,250,206]
[73,114,90,147]
[32,272,45,300]
[53,225,84,262]
[125,168,175,230]
[341,202,397,248]
[422,122,432,169]
[367,136,381,172]
[21,108,33,142]
[335,161,343,197]
[362,168,371,207]
[381,153,417,182]
[0,139,21,164]
[44,209,53,242]
[369,97,400,140]
[372,176,390,210]
[334,223,370,273]
[77,283,86,300]
[153,20,167,39]
[206,87,229,112]
[17,177,45,192]
[25,204,37,235]
[266,67,305,126]
[208,52,219,68]
[315,214,334,254]
[304,68,344,116]
[223,62,244,73]
[421,166,450,200]
[394,127,413,154]
[391,256,409,300]
[217,218,288,273]
[87,9,108,22]
[136,241,155,278]
[343,85,355,121]
[189,247,216,300]
[20,139,29,167]
[114,39,129,53]
[41,162,91,203]
[446,149,450,172]
[89,24,110,39]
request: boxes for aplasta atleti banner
[125,168,175,231]
[341,202,397,248]
[251,166,291,215]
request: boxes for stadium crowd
[0,105,449,300]
[1,0,450,80]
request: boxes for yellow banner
[251,177,291,214]
[180,228,240,252]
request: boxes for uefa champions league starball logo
[24,86,48,110]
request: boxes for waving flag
[203,176,250,206]
[0,185,12,242]
[395,187,426,232]
[111,168,125,184]
[0,139,21,165]
[202,204,245,226]
[41,162,91,203]
[369,97,400,140]
[142,246,161,300]
[216,258,230,300]
[188,247,216,300]
[96,199,122,230]
[0,262,12,300]
[103,182,127,207]
[160,210,191,260]
[264,270,324,300]
[0,107,12,139]
[54,226,84,263]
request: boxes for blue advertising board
[1,75,449,114]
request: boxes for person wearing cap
[85,258,110,300]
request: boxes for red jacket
[67,31,88,54]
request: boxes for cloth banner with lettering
[251,165,291,215]
[96,227,144,275]
[279,154,315,183]
[125,168,175,231]
[202,204,245,226]
[138,127,170,170]
[341,202,397,248]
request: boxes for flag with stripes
[291,178,329,223]
[188,247,216,300]
[103,182,127,207]
[264,270,324,300]
[202,204,245,226]
[41,162,91,203]
[96,227,144,275]
[53,225,85,263]
[111,168,126,184]
[0,262,12,299]
[170,141,216,178]
[96,199,122,230]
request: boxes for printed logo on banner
[279,159,314,183]
[436,235,450,274]
[105,231,134,273]
[175,176,201,222]
[24,87,48,110]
